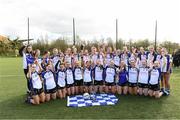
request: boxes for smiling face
[140,47,144,53]
[86,61,90,67]
[154,61,159,67]
[130,60,135,67]
[60,64,65,70]
[161,48,167,56]
[27,45,32,53]
[148,46,154,53]
[142,60,147,67]
[110,60,114,66]
[53,48,58,55]
[31,64,36,72]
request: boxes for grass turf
[0,57,180,119]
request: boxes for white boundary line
[0,75,24,78]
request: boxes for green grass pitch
[0,57,180,119]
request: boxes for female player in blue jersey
[117,61,128,95]
[42,63,57,102]
[104,60,117,94]
[148,61,163,98]
[128,58,139,95]
[20,44,34,94]
[26,62,45,105]
[138,60,150,96]
[56,62,67,99]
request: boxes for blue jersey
[26,53,35,65]
[118,69,128,84]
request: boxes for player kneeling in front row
[56,62,67,99]
[93,59,104,93]
[42,63,57,102]
[26,63,45,105]
[65,62,75,96]
[148,61,163,98]
[138,60,149,96]
[117,61,128,95]
[104,60,116,94]
[83,61,93,93]
[128,59,139,95]
[74,61,84,94]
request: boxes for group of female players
[21,44,172,105]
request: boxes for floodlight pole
[155,20,157,51]
[73,18,76,46]
[28,17,30,44]
[116,19,118,49]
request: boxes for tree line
[0,36,179,56]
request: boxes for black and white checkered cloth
[67,93,118,107]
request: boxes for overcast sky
[0,0,180,43]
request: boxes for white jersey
[105,54,112,66]
[149,68,160,85]
[128,67,138,83]
[83,67,92,82]
[57,70,66,87]
[23,52,27,69]
[74,67,83,80]
[156,54,161,62]
[94,65,104,81]
[147,52,156,68]
[64,55,72,64]
[121,53,129,66]
[35,58,42,72]
[91,54,98,64]
[138,67,149,84]
[160,56,169,72]
[113,55,120,66]
[31,72,42,89]
[105,66,116,83]
[98,54,104,65]
[43,71,56,90]
[66,68,74,84]
[51,55,60,67]
[83,55,90,64]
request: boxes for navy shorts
[84,82,92,86]
[118,81,128,87]
[128,82,137,87]
[138,83,148,88]
[105,81,115,86]
[149,84,160,91]
[57,85,66,90]
[45,87,57,94]
[66,83,74,88]
[75,79,83,86]
[94,80,103,85]
[31,88,43,96]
